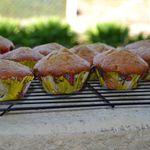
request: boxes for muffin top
[0,36,15,54]
[0,59,33,80]
[1,47,43,62]
[125,40,150,64]
[94,48,149,75]
[70,44,98,65]
[33,43,64,56]
[87,43,114,53]
[34,48,90,77]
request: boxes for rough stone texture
[0,108,150,150]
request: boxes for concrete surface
[0,107,150,150]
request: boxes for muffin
[0,36,15,54]
[125,40,150,80]
[70,44,98,65]
[94,48,149,90]
[87,43,114,53]
[0,59,34,101]
[34,48,90,94]
[33,43,64,56]
[70,44,98,80]
[1,47,43,68]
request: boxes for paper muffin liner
[143,69,150,80]
[0,76,34,101]
[96,68,140,90]
[88,68,98,80]
[41,71,89,94]
[20,61,37,68]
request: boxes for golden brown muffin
[70,44,98,80]
[33,43,64,56]
[1,47,43,68]
[94,48,149,90]
[87,43,114,53]
[70,44,98,66]
[0,36,15,54]
[125,40,150,64]
[0,59,34,101]
[34,48,90,94]
[125,40,150,80]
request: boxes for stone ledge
[0,107,150,149]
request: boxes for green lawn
[0,0,66,19]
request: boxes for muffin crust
[94,49,149,75]
[70,44,98,65]
[0,59,33,80]
[87,43,114,53]
[0,36,15,54]
[1,47,43,62]
[34,48,90,77]
[33,43,64,56]
[125,40,150,64]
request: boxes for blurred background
[0,0,150,48]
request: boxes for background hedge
[86,22,150,47]
[0,18,77,48]
[0,18,149,48]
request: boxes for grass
[0,0,66,18]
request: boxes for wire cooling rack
[0,79,150,116]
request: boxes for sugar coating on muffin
[33,43,64,56]
[126,40,150,61]
[94,48,149,90]
[34,48,90,94]
[0,36,15,54]
[0,59,34,101]
[87,43,114,53]
[1,47,43,68]
[70,44,98,66]
[126,40,150,80]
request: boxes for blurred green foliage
[86,22,150,47]
[0,18,20,38]
[0,18,77,48]
[127,32,149,44]
[0,18,150,48]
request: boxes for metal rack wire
[0,79,150,116]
